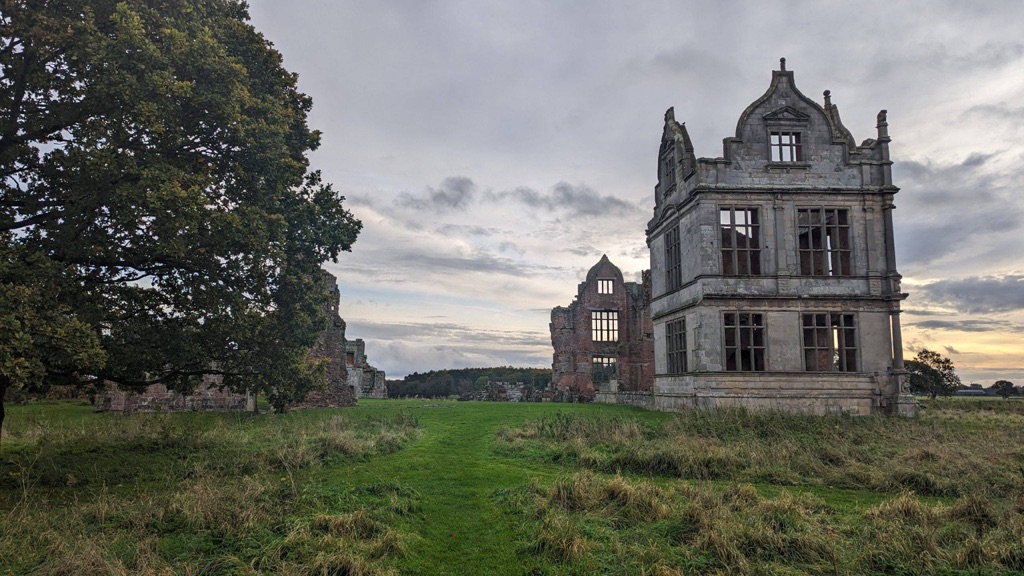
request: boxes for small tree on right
[905,349,961,399]
[991,380,1016,400]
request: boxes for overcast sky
[247,1,1024,384]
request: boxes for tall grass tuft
[497,403,1024,499]
[0,408,422,575]
[503,472,1024,575]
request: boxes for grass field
[1,398,1022,575]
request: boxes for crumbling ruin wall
[99,270,360,412]
[291,271,357,408]
[550,255,655,401]
[345,338,388,399]
[96,375,250,413]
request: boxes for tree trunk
[0,380,7,451]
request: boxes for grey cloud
[866,41,1024,83]
[626,246,648,260]
[944,345,961,355]
[963,103,1024,122]
[903,309,952,317]
[490,181,642,218]
[395,176,477,211]
[897,208,1018,265]
[347,194,376,208]
[893,153,1024,266]
[895,153,1000,208]
[497,241,524,256]
[910,318,1014,333]
[568,245,599,257]
[917,275,1024,313]
[391,249,561,278]
[435,224,501,237]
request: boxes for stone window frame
[664,224,682,292]
[719,206,762,276]
[666,317,687,374]
[797,207,852,276]
[591,310,619,342]
[661,150,677,196]
[769,131,803,162]
[592,355,618,383]
[801,312,859,372]
[596,278,614,294]
[723,311,766,372]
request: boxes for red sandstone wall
[550,256,654,401]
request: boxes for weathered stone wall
[96,376,250,413]
[550,255,655,401]
[594,390,655,409]
[646,61,914,416]
[292,271,356,408]
[344,338,388,399]
[99,270,365,412]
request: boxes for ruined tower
[646,59,915,416]
[550,255,654,401]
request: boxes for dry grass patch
[0,408,422,575]
[498,406,1024,499]
[501,473,1024,575]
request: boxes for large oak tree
[905,349,961,399]
[0,0,361,436]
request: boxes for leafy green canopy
[905,349,961,399]
[0,1,361,413]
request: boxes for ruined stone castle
[563,60,915,416]
[98,271,386,412]
[550,255,654,402]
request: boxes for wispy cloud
[395,176,477,211]
[917,275,1024,314]
[489,182,643,218]
[910,318,1016,333]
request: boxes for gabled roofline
[728,58,844,150]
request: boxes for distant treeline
[387,367,552,399]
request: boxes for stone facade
[96,375,252,413]
[646,60,915,416]
[293,271,357,408]
[344,338,388,399]
[550,255,654,401]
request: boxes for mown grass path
[332,400,671,574]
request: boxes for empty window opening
[345,352,355,367]
[597,279,614,294]
[720,207,761,275]
[770,131,802,162]
[591,310,619,342]
[665,225,682,291]
[724,312,766,372]
[663,153,676,191]
[666,318,687,374]
[798,208,851,276]
[802,313,858,372]
[592,356,617,383]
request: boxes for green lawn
[324,400,674,574]
[2,398,1022,575]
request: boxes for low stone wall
[594,390,655,410]
[653,373,881,416]
[97,378,250,413]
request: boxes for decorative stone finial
[823,89,831,106]
[877,109,888,124]
[780,57,786,71]
[665,107,675,122]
